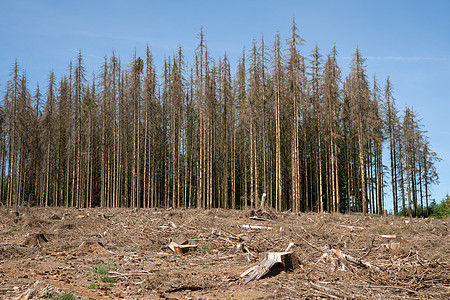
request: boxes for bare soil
[0,207,448,299]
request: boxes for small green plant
[113,217,119,221]
[201,245,211,254]
[5,226,20,235]
[53,292,76,300]
[131,245,138,252]
[87,283,98,289]
[192,233,199,239]
[94,264,107,275]
[130,217,138,222]
[99,275,114,283]
[89,263,117,289]
[88,282,114,289]
[94,263,117,275]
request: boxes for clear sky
[1,0,449,208]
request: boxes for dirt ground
[0,207,448,299]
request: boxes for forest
[0,20,440,217]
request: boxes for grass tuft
[53,292,76,300]
[201,245,211,254]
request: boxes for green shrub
[396,196,450,218]
[89,263,117,288]
[100,275,114,283]
[430,195,450,219]
[87,283,98,289]
[53,292,76,300]
[94,263,117,275]
[201,245,211,254]
[94,264,107,275]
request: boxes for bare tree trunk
[406,159,412,218]
[358,131,367,215]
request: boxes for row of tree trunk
[0,20,439,215]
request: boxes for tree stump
[23,233,48,247]
[242,251,299,285]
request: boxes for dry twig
[309,281,354,299]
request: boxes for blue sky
[1,0,449,208]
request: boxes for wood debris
[338,224,365,230]
[14,280,78,300]
[382,242,401,250]
[242,224,273,230]
[381,234,397,239]
[22,233,48,247]
[1,207,448,299]
[320,248,380,272]
[249,216,272,222]
[168,239,198,255]
[246,193,277,221]
[309,281,355,299]
[320,250,352,272]
[247,209,277,221]
[381,234,403,250]
[242,251,299,285]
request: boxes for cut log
[168,241,197,255]
[242,224,272,230]
[381,235,397,239]
[242,251,299,285]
